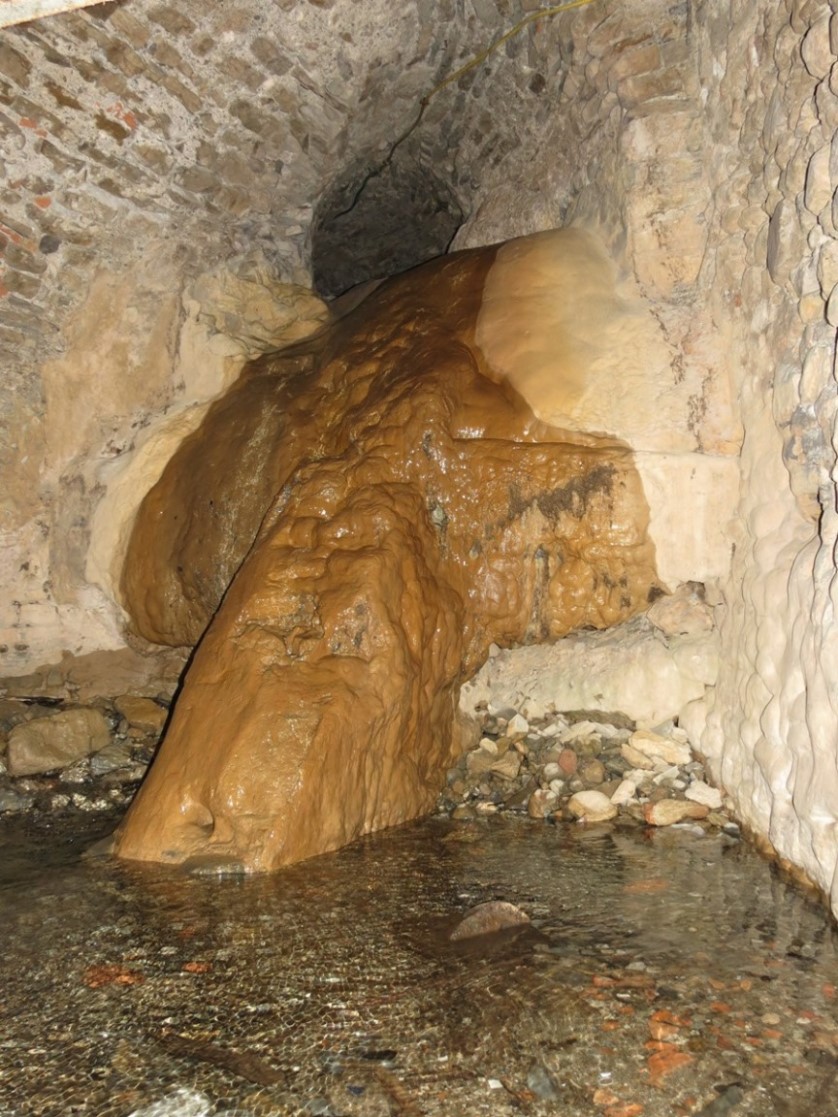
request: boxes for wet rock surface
[114,231,664,873]
[7,706,112,776]
[1,810,837,1117]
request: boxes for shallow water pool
[0,813,836,1116]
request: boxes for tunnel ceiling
[311,149,465,297]
[0,0,572,364]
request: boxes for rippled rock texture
[113,230,667,871]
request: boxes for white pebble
[685,779,723,809]
[507,713,529,735]
[560,720,603,743]
[540,721,564,737]
[567,789,618,822]
[652,765,682,785]
[611,779,638,806]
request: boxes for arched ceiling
[0,0,572,323]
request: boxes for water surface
[0,814,835,1116]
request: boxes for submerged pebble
[1,811,837,1116]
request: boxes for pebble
[507,713,529,736]
[61,759,91,784]
[558,748,578,775]
[567,790,619,823]
[0,787,35,813]
[450,900,531,940]
[620,742,657,770]
[611,779,638,806]
[560,720,605,743]
[528,789,559,818]
[540,721,563,737]
[685,779,724,809]
[467,750,496,776]
[579,758,606,784]
[628,729,692,766]
[525,1062,560,1100]
[127,1088,213,1117]
[490,752,521,780]
[644,799,710,827]
[439,703,734,836]
[114,695,168,735]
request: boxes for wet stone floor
[1,813,837,1117]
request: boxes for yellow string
[421,0,601,108]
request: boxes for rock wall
[697,0,838,913]
[453,0,838,913]
[0,0,517,686]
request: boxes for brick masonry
[0,0,718,678]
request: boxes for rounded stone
[567,790,619,823]
[7,708,111,776]
[643,799,710,827]
[528,788,559,819]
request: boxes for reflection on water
[0,813,836,1116]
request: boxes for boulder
[460,613,719,728]
[7,708,111,776]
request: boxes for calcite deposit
[113,229,675,872]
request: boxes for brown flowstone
[113,232,662,872]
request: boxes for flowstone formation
[113,229,675,872]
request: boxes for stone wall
[2,0,838,908]
[0,0,516,681]
[0,0,737,681]
[697,0,838,914]
[454,0,838,912]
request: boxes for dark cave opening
[311,152,465,299]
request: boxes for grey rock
[696,1083,745,1116]
[526,1062,560,1100]
[90,740,136,776]
[0,786,34,813]
[450,900,530,940]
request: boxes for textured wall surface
[1,0,837,902]
[693,0,838,914]
[450,0,838,910]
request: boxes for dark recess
[311,153,464,299]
